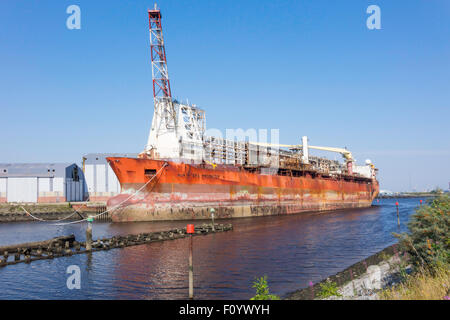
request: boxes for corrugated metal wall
[107,165,120,193]
[0,178,6,202]
[96,164,106,193]
[66,179,83,202]
[53,177,64,193]
[84,163,121,194]
[85,164,95,193]
[38,177,51,192]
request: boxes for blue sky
[1,0,449,192]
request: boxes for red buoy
[420,199,423,204]
[395,202,399,206]
[187,224,195,234]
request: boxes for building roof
[0,163,77,178]
[83,153,138,164]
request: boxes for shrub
[394,195,449,269]
[317,279,342,298]
[250,276,280,300]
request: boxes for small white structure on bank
[379,190,394,196]
[82,153,137,202]
[0,163,84,203]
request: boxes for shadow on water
[0,197,422,299]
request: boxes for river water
[0,198,423,299]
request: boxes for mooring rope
[21,162,168,226]
[20,197,93,222]
[20,207,80,222]
[21,191,95,223]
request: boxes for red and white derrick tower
[148,6,175,124]
[144,5,178,158]
[144,4,205,161]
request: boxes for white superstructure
[144,101,205,162]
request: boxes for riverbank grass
[380,264,449,300]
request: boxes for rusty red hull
[106,157,379,222]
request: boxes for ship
[106,6,379,222]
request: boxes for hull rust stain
[106,157,379,222]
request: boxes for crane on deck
[250,136,355,174]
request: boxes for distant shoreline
[377,193,441,199]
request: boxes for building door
[7,177,38,203]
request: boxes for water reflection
[0,198,421,299]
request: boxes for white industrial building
[82,153,137,202]
[0,163,84,203]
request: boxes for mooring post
[395,202,400,226]
[419,199,423,206]
[210,208,215,231]
[187,224,195,299]
[86,216,93,251]
[189,235,193,299]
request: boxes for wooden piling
[0,235,75,253]
[210,208,215,231]
[0,223,232,268]
[86,216,93,251]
